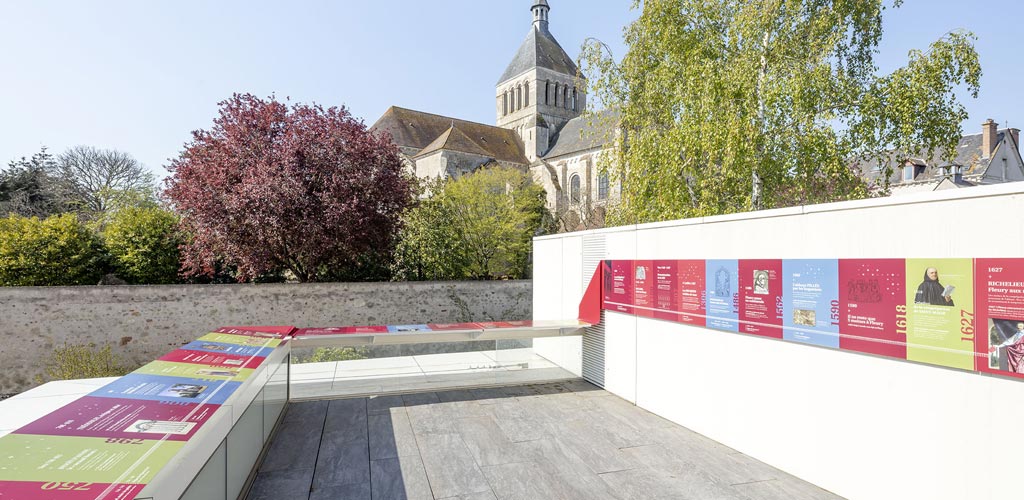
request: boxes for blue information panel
[783,259,840,347]
[705,259,739,332]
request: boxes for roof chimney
[1010,128,1021,151]
[982,118,997,159]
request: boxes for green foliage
[395,167,548,280]
[581,0,982,224]
[39,342,135,382]
[295,347,368,364]
[0,213,107,286]
[102,206,183,284]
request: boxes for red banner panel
[676,260,707,326]
[976,258,1024,378]
[838,259,907,359]
[633,260,655,318]
[603,260,635,314]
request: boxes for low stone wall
[0,280,531,394]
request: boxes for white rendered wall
[532,183,1024,500]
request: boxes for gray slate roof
[498,26,582,84]
[858,130,1010,186]
[370,106,529,165]
[543,109,619,159]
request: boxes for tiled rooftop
[246,380,844,500]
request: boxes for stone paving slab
[247,380,845,500]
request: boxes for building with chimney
[371,0,619,230]
[859,119,1023,195]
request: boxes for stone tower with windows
[495,0,586,162]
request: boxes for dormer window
[903,165,914,182]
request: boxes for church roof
[543,109,619,159]
[415,124,492,159]
[370,106,529,165]
[498,26,582,84]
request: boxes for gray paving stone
[369,411,420,460]
[308,481,370,500]
[370,456,433,500]
[259,419,324,472]
[416,433,492,499]
[407,403,459,435]
[367,394,407,415]
[403,391,441,407]
[435,492,498,500]
[731,477,844,500]
[282,400,329,425]
[247,467,313,500]
[480,461,554,500]
[456,416,526,467]
[323,398,367,445]
[252,380,845,500]
[311,434,370,489]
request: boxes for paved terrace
[247,380,843,500]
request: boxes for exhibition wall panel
[533,184,1024,500]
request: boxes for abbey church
[370,0,617,229]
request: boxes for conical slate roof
[498,26,582,84]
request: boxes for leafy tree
[0,147,71,217]
[395,166,547,280]
[581,0,982,223]
[57,146,157,218]
[0,213,107,286]
[165,94,414,283]
[102,206,183,284]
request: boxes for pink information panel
[159,348,265,370]
[838,259,908,359]
[651,260,678,322]
[15,396,215,442]
[738,259,783,338]
[676,260,707,326]
[976,258,1024,378]
[602,260,635,314]
[633,260,655,318]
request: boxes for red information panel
[159,349,265,370]
[478,321,533,329]
[976,258,1024,378]
[633,260,655,318]
[738,259,783,338]
[427,323,483,331]
[676,260,707,326]
[602,260,635,314]
[15,396,215,442]
[652,260,678,322]
[294,326,389,336]
[838,259,907,358]
[214,327,291,339]
[0,481,144,500]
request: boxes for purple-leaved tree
[165,94,413,282]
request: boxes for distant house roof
[543,109,619,159]
[498,25,582,84]
[370,106,529,165]
[858,129,1018,186]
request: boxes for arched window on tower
[524,82,530,107]
[502,92,508,116]
[554,83,559,107]
[563,86,569,109]
[516,85,522,110]
[545,80,550,105]
[572,87,578,112]
[570,174,581,204]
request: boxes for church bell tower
[496,0,586,162]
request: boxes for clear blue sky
[1,1,1019,180]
